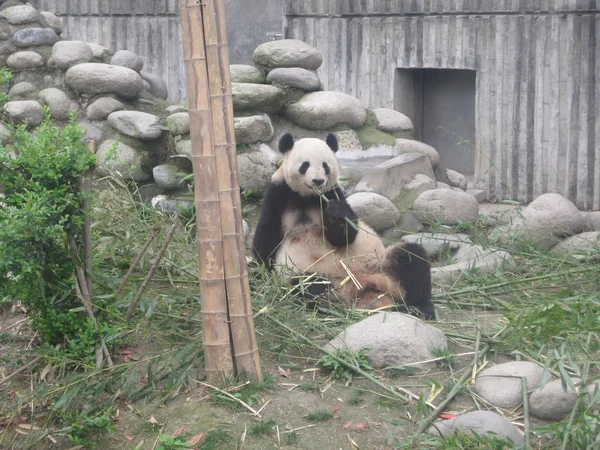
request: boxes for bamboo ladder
[179,0,262,383]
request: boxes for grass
[306,410,334,422]
[249,419,277,436]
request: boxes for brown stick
[0,356,43,386]
[82,141,96,298]
[115,227,160,298]
[125,224,178,321]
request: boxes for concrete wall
[285,1,600,210]
[30,0,285,102]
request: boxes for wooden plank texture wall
[285,1,600,210]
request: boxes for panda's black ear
[278,133,295,153]
[325,133,338,153]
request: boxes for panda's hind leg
[288,274,333,310]
[384,243,436,320]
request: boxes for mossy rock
[354,110,396,149]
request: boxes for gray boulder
[86,97,125,121]
[95,139,151,181]
[229,65,265,84]
[166,105,188,115]
[234,114,274,144]
[65,63,144,99]
[529,378,580,421]
[78,121,103,142]
[475,361,545,409]
[47,41,93,70]
[140,71,168,99]
[40,11,63,35]
[237,144,280,195]
[5,100,44,127]
[413,189,479,225]
[400,233,472,261]
[0,5,39,25]
[110,50,144,72]
[231,83,286,113]
[107,111,163,140]
[336,146,399,181]
[446,169,468,191]
[284,91,367,130]
[13,28,59,47]
[325,312,447,369]
[7,51,44,70]
[8,81,36,100]
[88,43,111,60]
[373,108,414,134]
[175,139,192,158]
[428,411,523,445]
[583,211,600,232]
[166,112,190,136]
[266,67,321,92]
[252,39,323,71]
[38,88,75,120]
[346,192,401,231]
[396,138,440,168]
[152,164,189,190]
[550,231,600,258]
[0,122,10,145]
[151,195,194,214]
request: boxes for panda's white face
[281,137,340,197]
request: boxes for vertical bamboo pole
[201,0,262,382]
[179,0,234,382]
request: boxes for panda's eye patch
[299,161,310,174]
[323,162,330,175]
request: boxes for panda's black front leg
[322,189,359,246]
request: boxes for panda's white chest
[281,206,324,240]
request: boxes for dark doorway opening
[394,68,476,175]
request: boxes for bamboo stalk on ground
[199,0,262,382]
[115,227,160,298]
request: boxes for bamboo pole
[179,0,234,382]
[200,0,262,382]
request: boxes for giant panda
[252,133,435,320]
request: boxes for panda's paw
[325,199,353,220]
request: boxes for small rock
[346,192,401,231]
[140,71,168,99]
[0,20,11,40]
[234,114,273,144]
[166,112,190,136]
[176,139,192,158]
[40,11,63,35]
[151,195,194,214]
[7,51,44,70]
[107,110,163,140]
[38,87,74,120]
[65,63,144,99]
[230,64,265,84]
[166,105,187,115]
[86,97,125,121]
[284,91,367,130]
[402,174,437,209]
[266,67,321,92]
[13,27,59,47]
[8,81,36,99]
[400,233,471,260]
[446,169,468,191]
[47,40,93,70]
[231,83,286,113]
[475,361,545,409]
[138,183,166,203]
[396,138,440,168]
[325,312,447,369]
[529,378,580,421]
[334,130,363,152]
[583,211,600,232]
[467,189,487,203]
[413,189,479,225]
[5,100,44,127]
[372,108,414,134]
[0,5,39,25]
[253,39,323,71]
[551,231,600,258]
[87,43,111,60]
[96,139,151,181]
[110,50,144,72]
[78,121,103,142]
[428,411,524,445]
[0,122,11,145]
[152,164,189,190]
[237,144,280,195]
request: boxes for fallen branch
[115,227,161,298]
[0,356,43,386]
[195,380,261,417]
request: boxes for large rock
[395,138,440,168]
[110,50,143,72]
[47,40,93,70]
[372,108,414,134]
[336,146,399,181]
[400,233,472,261]
[529,378,580,421]
[237,144,279,195]
[266,67,321,92]
[88,43,111,60]
[346,192,401,231]
[175,139,192,158]
[325,312,447,369]
[8,81,36,100]
[401,174,437,210]
[5,100,44,127]
[253,39,323,71]
[140,71,168,99]
[413,189,479,225]
[38,88,75,120]
[40,11,63,35]
[86,97,125,121]
[234,115,273,144]
[96,139,151,181]
[446,169,468,191]
[491,193,584,251]
[550,231,600,258]
[428,411,523,445]
[230,65,265,84]
[78,121,103,142]
[7,51,44,70]
[13,27,59,47]
[584,211,600,232]
[0,5,39,25]
[152,164,189,190]
[166,112,190,136]
[231,83,286,113]
[474,361,545,409]
[65,63,144,99]
[355,153,435,207]
[284,91,367,130]
[107,111,163,140]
